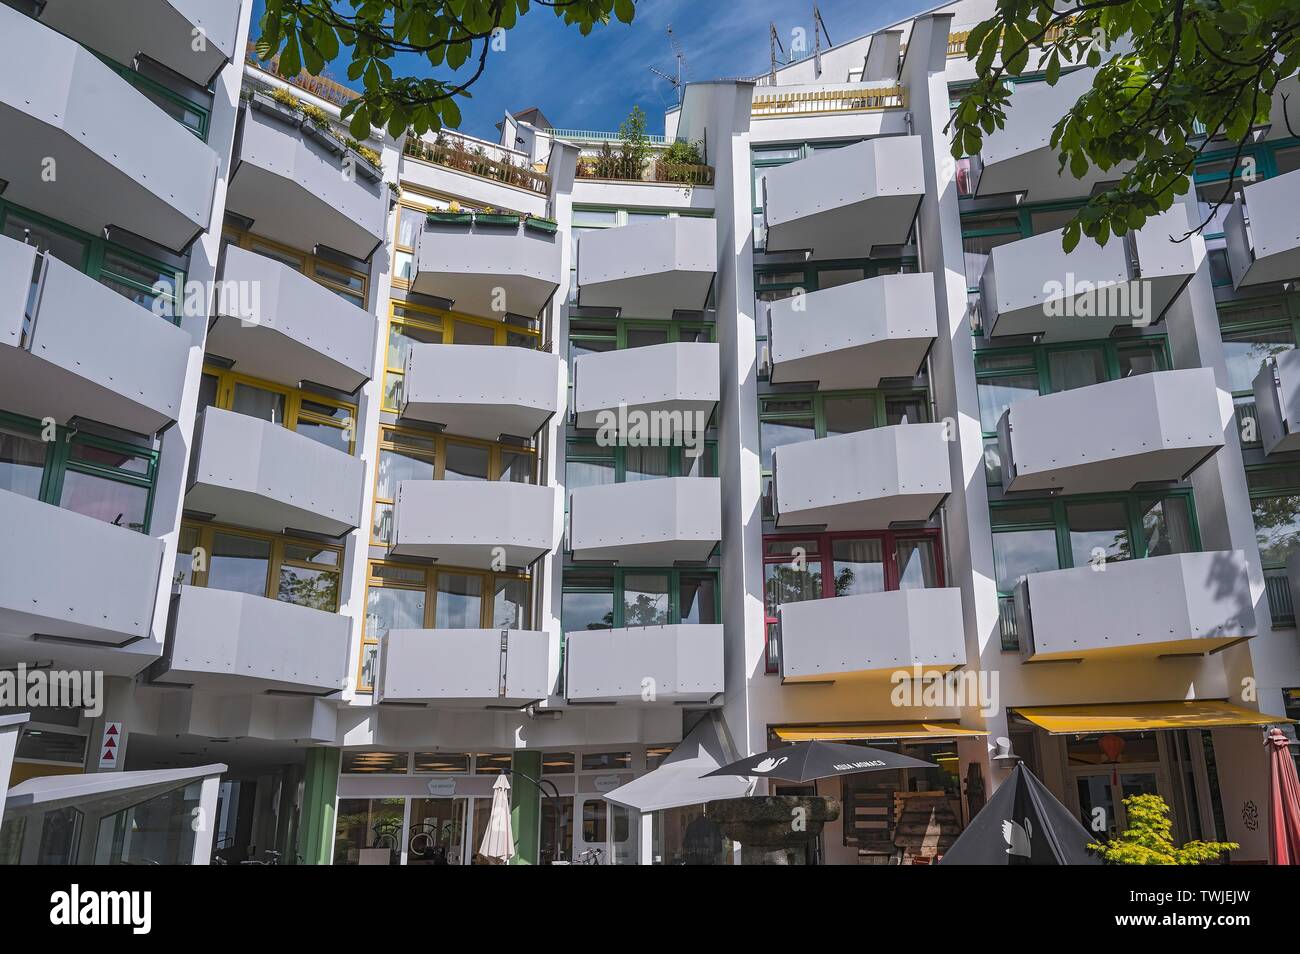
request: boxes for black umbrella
[939,763,1101,865]
[701,740,935,783]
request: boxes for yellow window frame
[381,299,542,413]
[357,558,533,692]
[369,423,538,546]
[202,364,358,455]
[222,227,369,308]
[177,521,344,612]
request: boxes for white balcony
[767,273,937,389]
[1254,349,1300,455]
[38,0,241,86]
[577,217,717,318]
[568,477,721,563]
[186,407,364,537]
[762,136,924,258]
[971,69,1129,201]
[401,343,561,441]
[998,368,1224,494]
[1015,551,1255,662]
[0,234,189,435]
[1224,167,1300,287]
[226,94,388,261]
[411,216,563,319]
[772,423,950,530]
[390,480,558,569]
[154,585,350,695]
[565,624,724,705]
[0,489,162,647]
[779,589,965,683]
[573,341,719,433]
[376,628,551,707]
[207,246,376,394]
[0,6,218,251]
[979,205,1201,341]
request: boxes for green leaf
[614,0,634,25]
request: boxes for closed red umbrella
[1266,728,1300,865]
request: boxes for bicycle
[574,846,604,866]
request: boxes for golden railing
[751,85,906,118]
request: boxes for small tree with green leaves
[1089,793,1237,865]
[617,105,652,178]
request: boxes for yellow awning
[1014,700,1295,735]
[773,721,986,742]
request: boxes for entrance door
[1074,770,1162,841]
[407,798,468,865]
[574,796,636,864]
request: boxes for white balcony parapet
[568,477,721,563]
[565,624,724,704]
[577,217,717,318]
[376,628,551,706]
[208,245,376,394]
[1254,349,1300,455]
[186,407,364,537]
[979,205,1201,341]
[0,489,162,647]
[1224,167,1300,288]
[762,136,924,258]
[390,480,558,569]
[154,585,350,694]
[37,0,241,86]
[773,423,950,530]
[971,68,1130,201]
[411,216,563,319]
[779,589,965,682]
[1015,550,1255,661]
[767,273,937,389]
[998,368,1224,495]
[226,94,387,261]
[0,234,189,435]
[573,341,719,434]
[0,5,219,251]
[401,343,561,441]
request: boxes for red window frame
[761,528,945,674]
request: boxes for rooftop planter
[427,210,474,226]
[403,133,550,195]
[250,89,383,182]
[524,216,558,234]
[475,211,522,227]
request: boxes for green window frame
[0,198,182,321]
[0,409,159,534]
[960,200,1089,295]
[560,568,721,631]
[1216,295,1300,449]
[990,489,1202,650]
[565,438,717,485]
[1245,464,1300,625]
[974,337,1172,485]
[97,54,211,141]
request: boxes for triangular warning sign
[102,749,114,761]
[103,737,116,749]
[105,725,119,736]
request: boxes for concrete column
[0,713,28,824]
[297,747,340,865]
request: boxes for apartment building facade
[1,0,1297,865]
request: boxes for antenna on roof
[812,4,830,78]
[769,22,786,85]
[649,24,689,104]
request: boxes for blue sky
[250,0,931,139]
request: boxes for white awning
[605,717,749,813]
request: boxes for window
[174,522,342,612]
[974,338,1170,483]
[1193,140,1300,243]
[0,200,181,319]
[763,531,942,673]
[97,54,210,140]
[1217,297,1300,447]
[758,391,928,514]
[370,426,536,545]
[750,141,866,248]
[200,366,357,454]
[1247,465,1300,624]
[561,569,720,632]
[570,206,714,305]
[358,561,532,691]
[223,229,368,309]
[381,300,541,412]
[991,491,1201,649]
[565,439,716,488]
[0,411,158,532]
[754,258,916,344]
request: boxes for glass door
[574,796,637,864]
[1073,769,1162,841]
[407,798,467,865]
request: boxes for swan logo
[1002,817,1032,858]
[750,756,789,774]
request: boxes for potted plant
[524,214,558,234]
[427,201,473,225]
[475,207,521,227]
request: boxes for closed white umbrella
[478,774,514,864]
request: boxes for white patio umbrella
[478,774,514,864]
